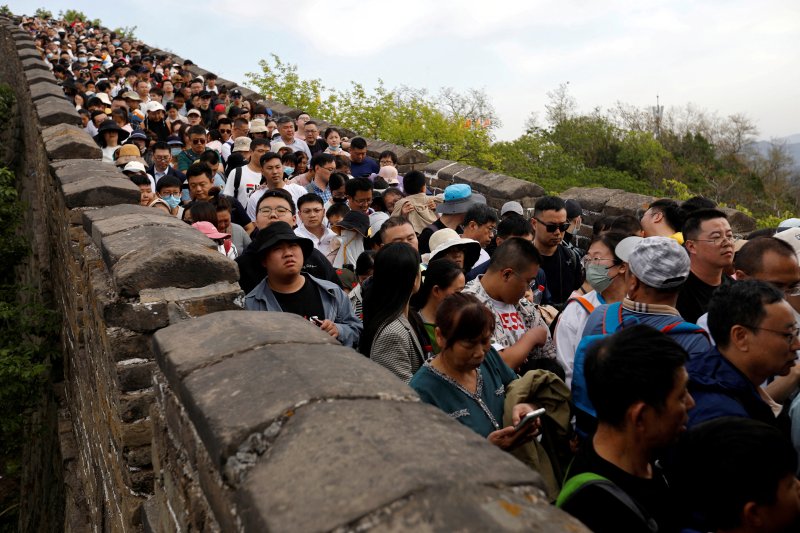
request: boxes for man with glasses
[677,209,735,323]
[304,120,328,156]
[220,117,248,162]
[246,151,307,219]
[689,280,797,437]
[531,196,584,306]
[305,153,336,202]
[148,141,187,200]
[463,238,556,374]
[345,178,375,215]
[176,125,208,172]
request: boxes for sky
[10,0,800,142]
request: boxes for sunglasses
[191,138,206,145]
[534,218,570,233]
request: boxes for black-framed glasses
[257,206,291,216]
[744,325,800,344]
[534,218,570,233]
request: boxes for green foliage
[113,26,137,40]
[0,5,12,17]
[33,7,52,19]
[660,179,693,201]
[245,55,498,168]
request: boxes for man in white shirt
[271,116,311,159]
[223,138,269,206]
[247,152,308,219]
[295,193,339,263]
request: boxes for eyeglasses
[350,197,372,206]
[744,326,800,344]
[191,138,206,145]
[257,206,291,216]
[534,218,570,233]
[582,256,616,267]
[300,208,324,215]
[766,281,800,297]
[154,155,170,161]
[689,235,734,246]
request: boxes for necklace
[426,362,500,430]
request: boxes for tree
[0,5,12,17]
[544,82,576,127]
[33,7,52,19]
[113,26,137,40]
[245,54,333,118]
[436,87,501,133]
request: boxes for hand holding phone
[513,407,545,433]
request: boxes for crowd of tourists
[20,12,800,533]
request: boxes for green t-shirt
[410,348,516,437]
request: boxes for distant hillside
[750,134,800,172]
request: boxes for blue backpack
[571,302,707,434]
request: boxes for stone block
[145,282,244,322]
[100,225,214,267]
[82,204,171,236]
[54,162,122,187]
[366,139,428,166]
[60,176,140,209]
[17,48,41,61]
[719,207,756,234]
[90,213,187,248]
[25,71,57,86]
[422,159,462,181]
[112,242,239,297]
[21,56,49,72]
[117,359,158,392]
[124,445,153,468]
[15,41,37,51]
[30,82,66,102]
[122,418,152,448]
[42,124,102,160]
[120,389,155,423]
[603,191,656,217]
[108,328,153,362]
[34,96,81,127]
[236,400,541,531]
[437,162,472,182]
[152,311,337,381]
[560,187,621,214]
[104,300,170,332]
[175,342,415,467]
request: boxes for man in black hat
[244,221,362,347]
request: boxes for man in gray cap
[418,183,485,254]
[581,236,711,357]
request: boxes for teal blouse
[410,348,517,437]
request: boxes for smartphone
[513,408,546,433]
[308,316,323,327]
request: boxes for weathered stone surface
[34,95,81,127]
[422,159,466,181]
[719,206,756,234]
[17,48,41,61]
[24,71,57,86]
[366,139,428,166]
[350,483,586,531]
[152,311,337,381]
[82,203,171,236]
[42,124,102,160]
[603,191,656,217]
[101,226,214,266]
[561,187,622,213]
[120,389,155,423]
[21,56,49,71]
[30,81,66,102]
[90,213,187,248]
[112,243,239,297]
[237,400,542,531]
[437,161,472,182]
[122,418,152,448]
[55,164,122,187]
[60,176,140,209]
[15,40,37,50]
[106,327,153,363]
[117,359,158,392]
[104,300,170,332]
[175,342,415,466]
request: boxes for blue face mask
[112,41,121,47]
[284,167,294,176]
[161,194,181,209]
[78,57,88,64]
[170,147,182,156]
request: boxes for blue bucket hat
[436,183,486,215]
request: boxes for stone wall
[3,17,587,533]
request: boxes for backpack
[556,471,658,533]
[571,302,708,435]
[549,295,596,336]
[228,166,244,201]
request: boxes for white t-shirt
[488,296,525,352]
[246,183,308,220]
[223,165,262,206]
[553,290,604,387]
